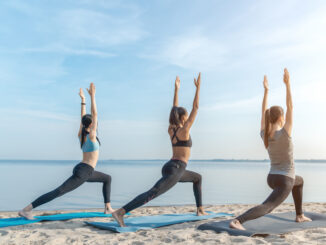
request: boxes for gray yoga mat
[198,212,326,237]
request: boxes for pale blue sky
[1,0,325,160]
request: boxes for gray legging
[237,174,304,224]
[122,159,202,213]
[31,162,112,208]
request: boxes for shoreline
[1,202,326,244]
[0,200,313,213]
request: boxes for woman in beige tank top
[230,68,311,230]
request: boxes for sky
[0,0,325,160]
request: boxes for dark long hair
[80,114,101,148]
[169,106,188,127]
[264,106,284,148]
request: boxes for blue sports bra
[171,127,192,147]
[80,134,100,153]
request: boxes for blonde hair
[264,106,284,148]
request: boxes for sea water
[0,160,325,211]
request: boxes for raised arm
[261,75,269,131]
[173,76,180,107]
[184,72,201,130]
[86,83,98,139]
[283,68,293,136]
[78,88,86,137]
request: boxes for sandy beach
[1,202,326,244]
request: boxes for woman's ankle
[105,203,112,209]
[23,204,33,212]
[119,208,126,215]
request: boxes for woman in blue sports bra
[112,73,207,227]
[19,83,114,220]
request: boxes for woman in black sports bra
[112,73,207,227]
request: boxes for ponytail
[80,126,88,148]
[263,106,284,148]
[95,127,101,146]
[264,109,270,148]
[169,106,187,127]
[80,114,101,148]
[169,107,180,126]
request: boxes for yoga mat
[198,212,326,237]
[0,212,120,228]
[86,211,233,233]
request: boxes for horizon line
[1,158,326,162]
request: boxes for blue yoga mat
[0,212,117,228]
[86,211,233,233]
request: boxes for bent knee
[105,174,112,183]
[194,173,202,183]
[294,175,304,187]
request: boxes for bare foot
[229,219,245,230]
[196,207,209,216]
[18,210,34,220]
[104,207,115,214]
[296,214,312,223]
[112,208,126,227]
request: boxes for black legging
[237,174,304,224]
[31,162,112,208]
[122,159,202,213]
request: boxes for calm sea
[0,160,326,211]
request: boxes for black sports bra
[171,127,192,147]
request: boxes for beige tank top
[261,128,295,179]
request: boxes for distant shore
[1,203,326,244]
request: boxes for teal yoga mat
[86,211,233,233]
[0,212,118,228]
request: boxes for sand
[1,202,326,244]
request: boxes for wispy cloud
[1,108,167,129]
[1,1,146,57]
[57,9,146,47]
[141,1,326,70]
[21,45,116,58]
[202,80,326,112]
[141,35,227,71]
[252,8,326,60]
[202,96,260,111]
[0,109,76,122]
